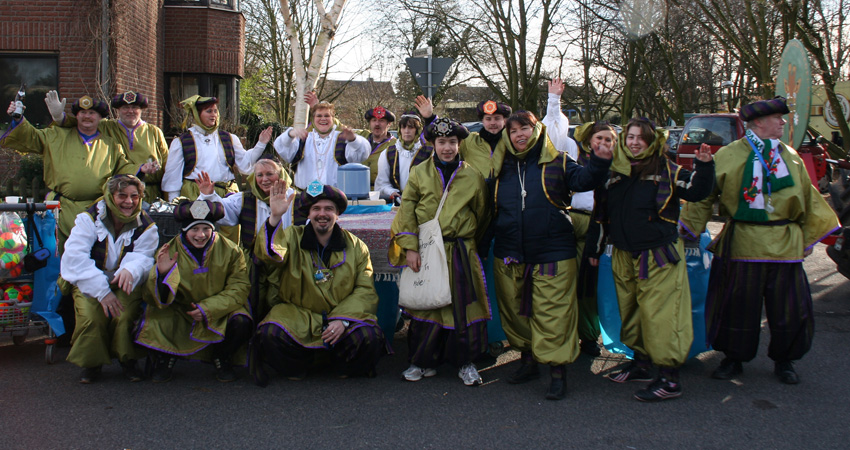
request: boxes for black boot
[121,359,144,382]
[711,357,743,380]
[152,353,176,383]
[507,352,540,384]
[545,365,567,400]
[774,360,800,384]
[579,339,602,357]
[213,357,237,382]
[79,366,102,384]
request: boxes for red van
[675,113,828,189]
[675,114,744,170]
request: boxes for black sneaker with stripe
[634,377,682,402]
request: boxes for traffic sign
[406,57,454,98]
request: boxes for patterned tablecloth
[337,211,398,278]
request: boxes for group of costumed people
[0,85,838,403]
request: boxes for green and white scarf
[734,129,794,221]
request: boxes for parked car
[663,126,683,160]
[463,121,484,133]
[675,114,744,170]
[798,130,830,192]
[676,113,828,189]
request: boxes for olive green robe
[254,223,379,348]
[459,132,509,179]
[136,233,251,362]
[389,159,491,327]
[61,116,169,202]
[680,138,839,260]
[0,118,136,252]
[356,130,397,186]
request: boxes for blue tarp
[598,231,712,359]
[29,211,64,336]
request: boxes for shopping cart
[0,202,62,363]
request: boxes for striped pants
[407,319,488,369]
[253,323,386,377]
[706,258,814,362]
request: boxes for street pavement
[2,232,849,449]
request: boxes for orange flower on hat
[482,101,497,115]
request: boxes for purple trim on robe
[268,219,284,260]
[678,220,699,240]
[0,118,21,140]
[475,252,491,306]
[729,257,805,263]
[406,314,458,331]
[806,225,842,252]
[78,129,101,146]
[261,320,326,349]
[134,338,212,357]
[197,304,210,326]
[181,233,215,272]
[155,264,179,306]
[118,120,143,150]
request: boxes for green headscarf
[573,122,596,153]
[611,126,669,176]
[180,95,219,134]
[247,160,292,204]
[103,175,144,224]
[503,121,558,162]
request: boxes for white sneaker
[458,363,483,386]
[402,364,437,381]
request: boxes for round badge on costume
[482,101,497,115]
[80,96,93,109]
[435,119,451,135]
[122,92,137,104]
[373,107,386,119]
[189,200,211,220]
[307,180,324,197]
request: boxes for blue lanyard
[746,136,772,197]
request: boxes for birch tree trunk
[279,0,348,128]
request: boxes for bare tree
[397,0,568,112]
[773,0,850,153]
[669,0,788,100]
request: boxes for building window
[0,54,59,128]
[163,0,240,11]
[165,73,238,134]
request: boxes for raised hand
[258,126,273,144]
[695,143,713,162]
[414,95,434,118]
[269,180,296,227]
[156,243,178,274]
[195,171,215,196]
[548,78,565,96]
[592,140,614,160]
[339,126,356,142]
[6,101,20,116]
[140,161,159,174]
[304,91,319,108]
[289,127,309,141]
[44,90,66,122]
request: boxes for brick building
[0,0,245,179]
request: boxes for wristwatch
[341,320,350,328]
